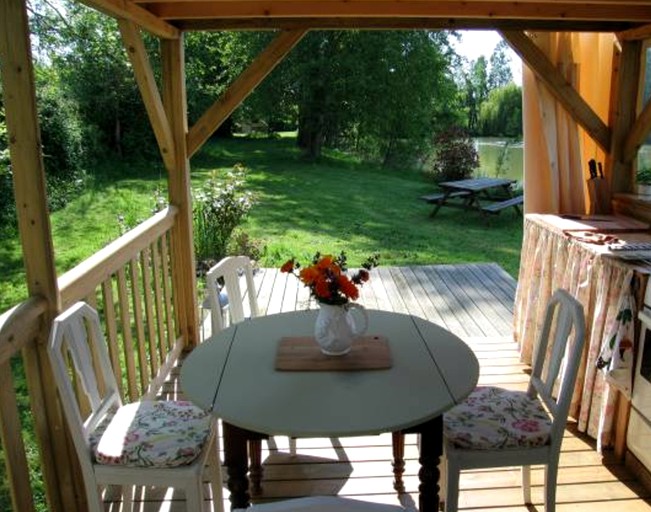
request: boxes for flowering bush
[281,251,379,306]
[193,164,255,272]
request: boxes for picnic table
[420,177,523,220]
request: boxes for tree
[478,83,523,137]
[31,0,156,159]
[288,30,460,163]
[488,40,513,90]
[462,56,489,134]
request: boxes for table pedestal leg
[223,422,251,510]
[248,439,263,496]
[402,415,443,512]
[392,431,406,493]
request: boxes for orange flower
[317,255,334,270]
[280,259,295,273]
[280,251,378,305]
[314,276,331,300]
[299,266,319,285]
[338,275,359,300]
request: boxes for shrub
[425,126,479,182]
[193,164,254,274]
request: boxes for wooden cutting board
[275,335,392,371]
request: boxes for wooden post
[0,1,80,511]
[608,39,642,194]
[160,36,200,347]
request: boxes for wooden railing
[0,206,186,511]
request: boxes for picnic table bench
[481,195,524,215]
[420,177,523,221]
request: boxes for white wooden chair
[205,255,298,464]
[442,288,586,512]
[234,496,405,511]
[205,255,260,336]
[47,302,222,512]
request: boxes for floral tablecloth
[514,214,645,450]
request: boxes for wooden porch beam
[186,28,307,157]
[78,0,179,39]
[161,36,200,348]
[624,96,651,164]
[0,1,77,511]
[177,16,634,32]
[608,40,641,193]
[118,20,176,171]
[147,1,651,23]
[618,22,651,41]
[501,30,611,152]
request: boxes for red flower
[280,259,295,273]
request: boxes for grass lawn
[0,135,523,313]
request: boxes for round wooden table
[181,309,479,511]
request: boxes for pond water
[475,137,523,184]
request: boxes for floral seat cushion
[89,400,211,467]
[444,386,552,450]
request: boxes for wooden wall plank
[186,29,307,156]
[501,30,611,151]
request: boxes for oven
[628,279,651,471]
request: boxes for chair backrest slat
[528,289,585,444]
[48,302,122,460]
[206,256,260,335]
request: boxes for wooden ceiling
[82,0,651,37]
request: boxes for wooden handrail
[58,206,178,308]
[0,296,48,366]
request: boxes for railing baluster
[141,247,159,379]
[102,278,124,398]
[151,237,167,364]
[117,267,138,402]
[0,361,36,512]
[130,257,149,393]
[161,231,176,352]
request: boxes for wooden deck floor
[118,264,651,511]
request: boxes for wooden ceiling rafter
[501,30,611,152]
[186,28,307,156]
[118,19,177,170]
